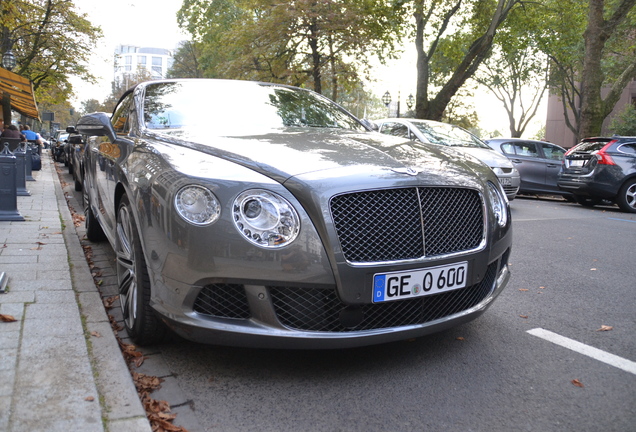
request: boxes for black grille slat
[270,262,498,332]
[419,188,483,256]
[194,284,251,319]
[330,188,424,262]
[331,187,483,263]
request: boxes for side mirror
[66,126,77,133]
[76,112,114,137]
[360,118,378,131]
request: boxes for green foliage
[166,41,203,78]
[177,0,405,102]
[1,0,102,106]
[474,1,549,138]
[609,104,636,136]
[410,0,523,120]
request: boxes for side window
[111,94,133,135]
[617,143,636,155]
[541,143,565,160]
[380,122,409,138]
[512,142,538,157]
[501,143,515,155]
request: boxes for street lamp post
[2,50,16,71]
[382,91,391,117]
[406,94,415,113]
[2,27,16,124]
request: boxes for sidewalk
[0,150,151,432]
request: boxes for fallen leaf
[571,379,584,388]
[85,396,95,402]
[519,315,529,319]
[590,268,597,271]
[596,325,613,332]
[91,331,102,338]
[519,288,529,292]
[0,314,17,322]
[539,286,545,289]
[456,337,465,341]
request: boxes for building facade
[114,45,174,87]
[545,80,636,148]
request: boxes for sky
[70,0,187,103]
[69,1,545,138]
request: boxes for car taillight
[595,140,617,165]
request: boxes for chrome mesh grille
[194,284,251,319]
[270,261,498,332]
[330,187,483,263]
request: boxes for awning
[0,67,40,120]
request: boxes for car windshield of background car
[142,81,365,139]
[412,121,490,149]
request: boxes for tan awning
[0,67,40,120]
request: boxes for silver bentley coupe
[76,79,512,348]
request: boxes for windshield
[142,80,365,139]
[411,121,490,149]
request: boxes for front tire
[574,195,601,207]
[116,195,167,345]
[616,179,636,213]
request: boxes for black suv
[558,136,636,212]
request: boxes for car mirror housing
[360,118,378,131]
[76,112,114,137]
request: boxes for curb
[53,157,152,432]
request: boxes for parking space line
[607,217,636,223]
[527,328,636,376]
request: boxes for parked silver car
[76,79,512,349]
[375,118,520,200]
[486,138,572,198]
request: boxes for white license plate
[568,160,585,167]
[373,262,468,303]
[499,177,512,186]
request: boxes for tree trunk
[308,19,322,94]
[578,0,636,139]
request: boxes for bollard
[24,143,35,181]
[0,143,25,221]
[13,144,30,197]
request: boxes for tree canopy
[177,0,405,103]
[1,0,102,108]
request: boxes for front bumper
[497,173,520,200]
[152,248,511,349]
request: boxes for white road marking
[527,328,636,376]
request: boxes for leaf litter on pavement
[57,166,188,432]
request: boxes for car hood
[453,147,514,169]
[147,128,490,188]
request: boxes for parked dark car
[75,79,512,349]
[558,136,636,212]
[375,118,520,200]
[51,130,68,163]
[66,126,87,191]
[485,138,572,198]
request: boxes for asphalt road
[59,164,636,432]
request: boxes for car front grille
[330,187,484,263]
[193,261,498,330]
[502,185,519,195]
[270,261,498,332]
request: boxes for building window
[138,55,146,66]
[152,56,163,77]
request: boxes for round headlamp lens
[233,190,300,248]
[175,185,221,225]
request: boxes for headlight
[487,181,508,227]
[233,189,300,248]
[175,185,221,225]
